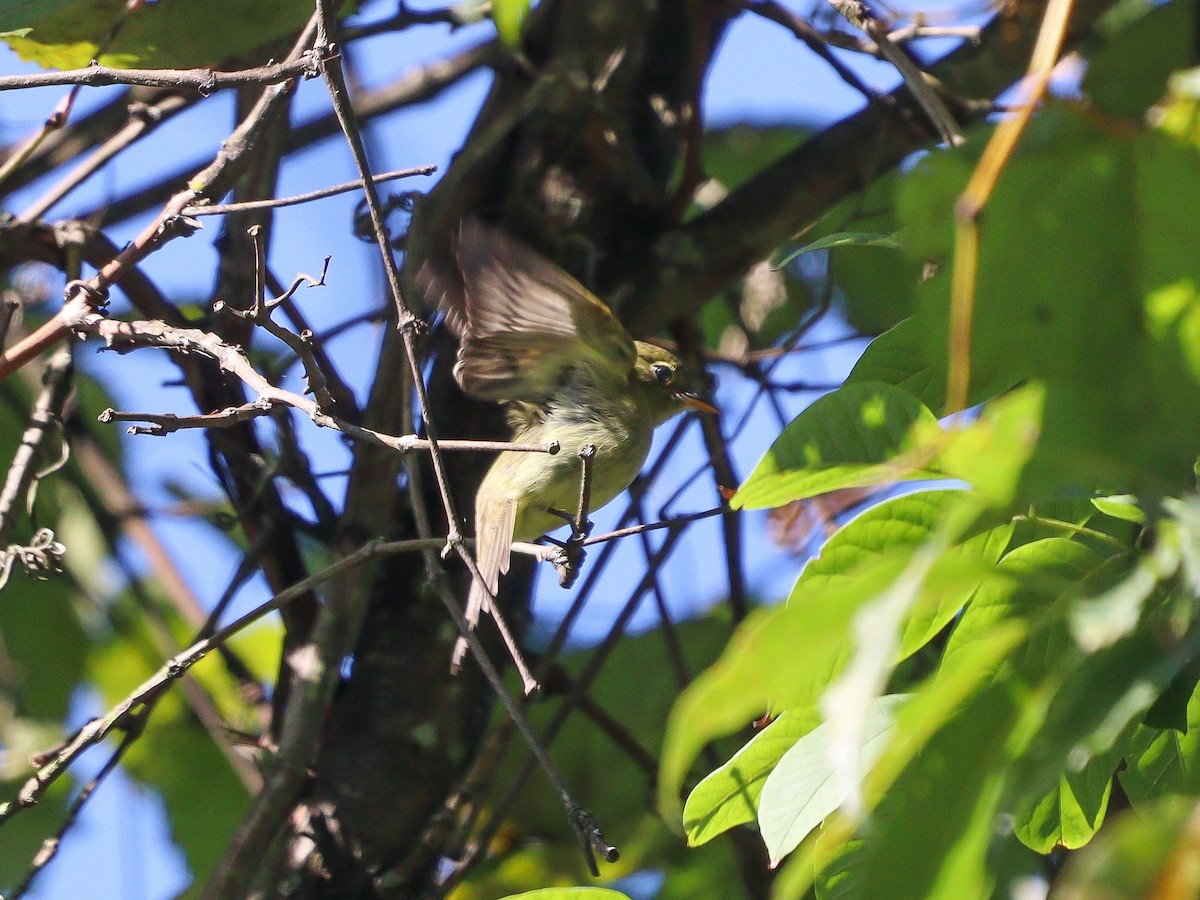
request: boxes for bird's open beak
[677,392,718,415]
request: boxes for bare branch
[0,55,323,93]
[0,347,73,548]
[0,536,445,829]
[182,165,437,217]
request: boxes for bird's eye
[652,364,674,385]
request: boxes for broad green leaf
[1005,620,1195,854]
[844,317,1020,413]
[4,0,317,69]
[1121,674,1200,802]
[684,708,822,846]
[498,890,632,900]
[0,0,77,31]
[758,695,906,865]
[812,833,864,900]
[775,623,1026,899]
[789,489,1011,659]
[775,232,900,268]
[933,384,1044,507]
[1084,0,1197,119]
[848,683,1018,900]
[659,558,905,823]
[900,104,1200,494]
[0,570,87,721]
[732,382,940,510]
[491,0,530,48]
[1013,742,1122,853]
[701,125,809,195]
[1091,494,1145,524]
[1053,796,1200,900]
[941,539,1114,682]
[808,170,922,334]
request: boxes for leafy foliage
[658,7,1200,898]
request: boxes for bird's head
[630,341,717,424]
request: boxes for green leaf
[1006,619,1195,854]
[701,125,809,195]
[0,570,88,721]
[776,232,900,268]
[809,169,923,334]
[844,317,1020,413]
[732,382,940,510]
[1121,673,1200,802]
[1012,740,1122,853]
[1091,495,1146,524]
[933,384,1045,507]
[0,0,76,31]
[684,708,822,846]
[849,682,1019,900]
[941,538,1114,682]
[491,0,529,48]
[789,489,1011,660]
[498,890,633,900]
[4,0,318,69]
[659,558,905,823]
[899,104,1200,493]
[1084,0,1197,119]
[758,695,906,865]
[1053,796,1200,900]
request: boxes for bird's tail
[450,495,517,671]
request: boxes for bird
[429,218,714,670]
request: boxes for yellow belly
[478,414,653,541]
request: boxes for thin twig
[9,709,148,899]
[0,347,73,547]
[826,0,964,146]
[0,536,445,829]
[947,0,1074,412]
[18,94,191,223]
[182,165,437,216]
[0,294,20,350]
[0,17,326,383]
[85,317,558,461]
[0,56,323,93]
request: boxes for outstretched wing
[443,218,637,403]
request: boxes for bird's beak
[677,392,718,415]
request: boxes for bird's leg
[547,445,596,587]
[573,444,596,537]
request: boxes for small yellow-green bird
[435,219,714,669]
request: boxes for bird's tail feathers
[450,496,518,672]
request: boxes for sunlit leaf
[733,382,940,510]
[498,889,633,900]
[684,708,822,846]
[659,559,905,823]
[491,0,530,48]
[758,695,906,865]
[844,317,1019,413]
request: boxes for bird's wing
[446,218,637,403]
